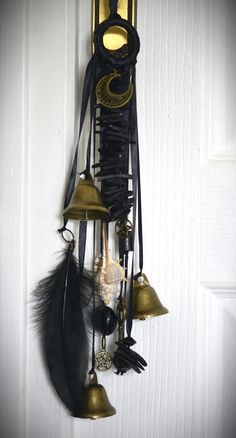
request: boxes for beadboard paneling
[0,2,28,437]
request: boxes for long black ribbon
[126,71,144,337]
[59,9,143,338]
[132,72,144,273]
[59,55,96,233]
[58,55,96,274]
[109,0,118,16]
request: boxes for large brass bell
[63,174,110,221]
[75,372,116,420]
[133,273,169,320]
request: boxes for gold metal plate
[92,0,136,51]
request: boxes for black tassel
[33,244,88,415]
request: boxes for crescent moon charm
[96,72,133,109]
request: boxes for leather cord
[126,71,144,337]
[58,55,96,233]
[109,0,118,16]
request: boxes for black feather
[33,245,89,415]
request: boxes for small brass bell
[75,372,116,420]
[63,174,110,221]
[132,273,169,320]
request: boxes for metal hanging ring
[102,335,106,350]
[94,15,140,68]
[59,228,75,244]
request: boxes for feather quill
[33,244,89,415]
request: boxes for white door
[1,1,236,437]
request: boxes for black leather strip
[58,55,96,233]
[79,221,87,272]
[78,63,98,272]
[126,72,144,337]
[109,0,118,16]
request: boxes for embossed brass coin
[95,336,113,371]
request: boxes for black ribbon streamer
[59,55,96,232]
[58,3,145,363]
[109,0,118,16]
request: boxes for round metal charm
[95,336,113,371]
[95,349,113,371]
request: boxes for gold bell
[63,174,110,221]
[133,273,169,320]
[75,372,116,420]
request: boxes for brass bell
[132,273,169,320]
[63,174,110,221]
[75,372,116,420]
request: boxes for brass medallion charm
[96,72,133,109]
[115,218,133,237]
[95,336,113,371]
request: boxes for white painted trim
[201,282,236,298]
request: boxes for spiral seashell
[105,258,126,284]
[98,281,121,305]
[99,283,114,305]
[95,269,105,285]
[94,254,103,272]
[95,222,126,305]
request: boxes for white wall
[1,1,236,437]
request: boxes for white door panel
[199,1,236,437]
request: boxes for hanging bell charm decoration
[132,273,169,320]
[33,0,169,421]
[63,173,110,221]
[75,372,116,420]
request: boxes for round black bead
[92,305,117,335]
